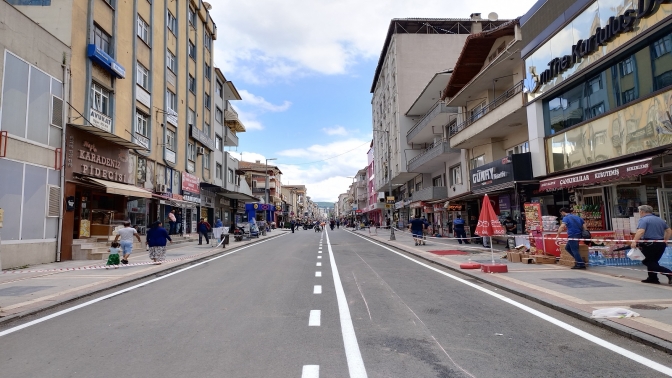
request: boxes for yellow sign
[385,204,392,209]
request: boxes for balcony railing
[407,101,455,141]
[411,186,447,202]
[407,138,459,171]
[449,81,523,136]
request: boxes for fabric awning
[539,158,653,191]
[85,178,152,198]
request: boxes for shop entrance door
[657,189,672,225]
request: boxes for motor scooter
[233,227,244,242]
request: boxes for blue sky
[209,0,538,202]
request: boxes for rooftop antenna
[488,12,499,21]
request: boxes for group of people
[107,220,173,268]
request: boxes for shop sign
[499,196,511,212]
[423,206,433,213]
[87,44,125,78]
[219,198,228,205]
[539,158,653,191]
[394,201,404,210]
[190,125,215,151]
[172,193,183,201]
[470,153,532,190]
[89,108,112,132]
[445,204,464,211]
[181,171,200,194]
[433,203,445,212]
[409,201,425,209]
[183,191,200,204]
[65,127,131,183]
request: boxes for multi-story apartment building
[8,0,245,260]
[362,143,387,225]
[371,16,509,228]
[282,184,307,221]
[239,160,283,225]
[0,1,70,269]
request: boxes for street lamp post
[372,129,395,241]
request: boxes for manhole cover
[630,304,668,310]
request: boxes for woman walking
[146,221,172,264]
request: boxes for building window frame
[470,155,485,170]
[216,163,222,179]
[215,107,223,123]
[166,49,177,73]
[137,15,150,45]
[204,62,211,80]
[166,90,177,113]
[204,30,212,51]
[91,83,110,116]
[187,142,195,161]
[215,135,222,151]
[188,74,196,93]
[188,6,196,26]
[167,10,177,35]
[204,92,211,109]
[166,129,176,151]
[203,151,210,170]
[136,62,149,90]
[188,40,196,60]
[93,24,112,56]
[135,110,149,137]
[450,165,462,186]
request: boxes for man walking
[290,219,295,233]
[114,222,142,264]
[631,205,672,284]
[197,218,211,245]
[168,210,177,235]
[408,214,428,246]
[556,207,588,269]
[453,214,469,244]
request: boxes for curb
[0,232,287,328]
[355,231,672,355]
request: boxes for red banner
[181,171,200,194]
[539,158,652,191]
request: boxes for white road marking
[314,285,322,294]
[317,262,322,266]
[317,256,322,259]
[302,365,319,378]
[325,229,368,377]
[0,234,288,338]
[348,231,672,377]
[318,251,322,254]
[309,310,321,326]
[316,271,322,277]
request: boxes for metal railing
[407,137,448,167]
[449,80,523,137]
[407,101,451,138]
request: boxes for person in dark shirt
[503,216,517,234]
[453,214,469,244]
[408,215,428,246]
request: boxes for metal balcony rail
[407,137,448,167]
[407,101,444,137]
[449,80,523,137]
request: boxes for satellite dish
[488,12,498,21]
[203,1,212,10]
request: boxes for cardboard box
[506,252,513,261]
[532,255,556,264]
[521,257,535,264]
[559,247,590,267]
[510,252,522,263]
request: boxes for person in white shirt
[114,222,142,264]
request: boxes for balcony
[407,138,460,173]
[449,81,526,149]
[411,186,447,202]
[407,102,457,144]
[224,130,238,147]
[225,103,246,132]
[356,180,366,188]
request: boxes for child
[106,242,121,269]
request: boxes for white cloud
[232,90,291,131]
[238,90,292,112]
[322,126,348,136]
[210,0,538,82]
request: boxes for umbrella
[475,194,506,263]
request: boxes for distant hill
[315,202,335,209]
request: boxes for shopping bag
[627,247,645,261]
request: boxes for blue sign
[87,44,125,79]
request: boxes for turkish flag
[475,194,506,236]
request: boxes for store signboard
[409,201,425,209]
[181,171,200,202]
[65,126,132,183]
[190,125,215,151]
[499,196,511,212]
[470,153,532,190]
[89,109,112,132]
[539,158,653,191]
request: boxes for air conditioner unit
[156,184,167,193]
[197,146,205,155]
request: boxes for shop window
[91,83,110,116]
[93,24,111,56]
[450,165,462,186]
[137,157,147,183]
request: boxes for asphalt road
[1,228,672,377]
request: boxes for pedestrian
[453,214,469,244]
[197,218,211,245]
[215,218,223,228]
[630,205,672,284]
[147,221,172,264]
[106,241,121,269]
[408,214,427,246]
[114,221,142,264]
[556,207,588,269]
[168,210,177,235]
[290,220,295,233]
[503,216,518,250]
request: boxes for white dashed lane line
[302,365,319,378]
[315,271,322,277]
[316,262,322,266]
[314,285,322,294]
[309,310,321,326]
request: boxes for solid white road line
[347,231,672,377]
[0,234,288,338]
[317,262,322,266]
[314,285,322,294]
[309,310,321,326]
[302,365,319,378]
[325,229,368,378]
[316,271,322,277]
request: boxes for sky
[209,0,538,203]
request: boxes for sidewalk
[0,230,289,325]
[356,227,672,354]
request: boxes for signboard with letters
[181,171,200,203]
[469,153,532,191]
[89,109,112,132]
[190,125,215,151]
[65,126,132,183]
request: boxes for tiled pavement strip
[354,227,672,354]
[0,230,290,324]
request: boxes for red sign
[181,171,200,194]
[539,158,652,191]
[409,201,425,209]
[433,203,445,211]
[543,231,616,257]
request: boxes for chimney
[255,160,261,164]
[470,13,482,21]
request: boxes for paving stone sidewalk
[0,230,289,324]
[356,227,672,354]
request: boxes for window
[216,163,222,179]
[188,40,196,59]
[204,63,211,80]
[215,135,222,151]
[204,31,212,51]
[204,151,210,169]
[228,169,234,183]
[215,107,223,123]
[619,57,633,75]
[432,175,444,187]
[166,90,177,111]
[166,129,176,151]
[166,50,177,73]
[93,25,111,55]
[204,122,210,137]
[216,80,223,98]
[136,62,149,89]
[450,165,462,186]
[587,75,602,94]
[167,11,177,34]
[91,83,110,115]
[470,155,485,170]
[187,142,195,161]
[470,101,485,121]
[187,108,195,126]
[135,111,149,137]
[507,141,530,155]
[622,88,636,104]
[188,74,195,93]
[188,6,196,26]
[653,35,672,58]
[137,16,149,44]
[589,102,605,118]
[205,93,211,109]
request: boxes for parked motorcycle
[233,227,244,242]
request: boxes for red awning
[539,158,653,191]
